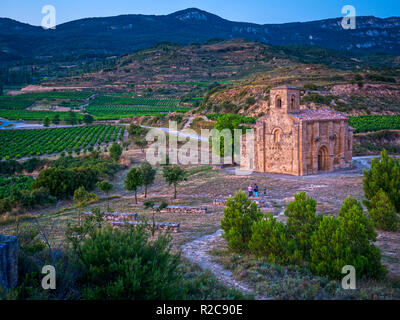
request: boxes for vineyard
[86,105,190,114]
[89,96,180,107]
[349,115,400,133]
[0,110,84,121]
[88,112,167,120]
[0,125,125,159]
[0,91,93,110]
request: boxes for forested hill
[1,8,400,65]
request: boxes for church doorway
[318,146,329,171]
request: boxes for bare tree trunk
[135,190,138,204]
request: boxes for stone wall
[112,221,180,233]
[84,212,138,222]
[0,234,18,290]
[154,205,208,215]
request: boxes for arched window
[291,95,296,108]
[273,129,281,144]
[276,96,282,109]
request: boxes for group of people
[248,184,262,198]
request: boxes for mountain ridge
[1,7,400,65]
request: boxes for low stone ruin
[0,234,18,290]
[154,205,208,214]
[112,221,180,233]
[84,212,138,222]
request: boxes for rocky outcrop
[0,234,18,290]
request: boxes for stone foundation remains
[84,212,138,222]
[112,221,180,233]
[154,205,208,214]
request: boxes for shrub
[221,190,263,253]
[109,142,123,162]
[285,192,320,261]
[366,189,399,231]
[32,167,74,199]
[310,216,351,278]
[77,226,183,300]
[363,149,400,212]
[338,197,386,279]
[249,213,295,264]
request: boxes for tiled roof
[272,85,299,90]
[289,108,348,121]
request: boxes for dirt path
[182,116,195,130]
[181,229,271,300]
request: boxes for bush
[249,213,295,264]
[310,216,351,278]
[221,190,263,253]
[338,197,386,279]
[77,226,183,300]
[363,149,400,212]
[109,142,123,162]
[285,191,320,261]
[32,167,74,199]
[366,190,399,231]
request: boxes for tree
[310,216,352,278]
[221,190,263,253]
[43,117,50,127]
[76,225,183,299]
[74,186,97,224]
[366,190,399,231]
[125,166,143,204]
[83,114,94,125]
[134,137,148,153]
[141,162,156,198]
[363,149,400,212]
[128,124,147,137]
[52,114,60,125]
[66,111,78,125]
[212,114,242,160]
[144,200,168,236]
[33,167,74,199]
[338,196,386,279]
[284,191,320,261]
[162,165,186,199]
[96,180,113,211]
[249,213,294,264]
[109,143,123,163]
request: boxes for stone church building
[241,85,353,176]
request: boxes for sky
[1,0,400,26]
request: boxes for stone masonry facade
[241,85,353,176]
